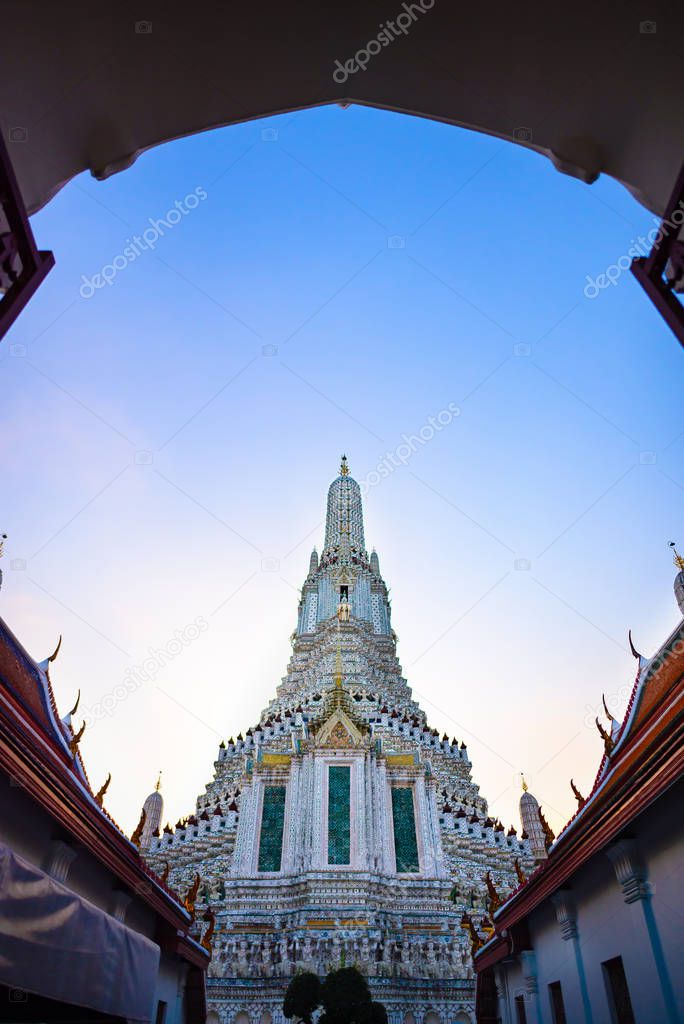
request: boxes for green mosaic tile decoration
[258,785,286,872]
[327,765,351,864]
[391,786,419,873]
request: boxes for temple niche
[144,458,533,1024]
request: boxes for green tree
[283,972,322,1024]
[284,966,387,1024]
[320,967,386,1024]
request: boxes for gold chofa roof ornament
[670,541,684,571]
[340,454,349,476]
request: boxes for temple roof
[0,614,206,947]
[475,616,684,970]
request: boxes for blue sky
[2,104,682,837]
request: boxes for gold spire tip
[521,774,528,792]
[340,454,349,476]
[670,541,684,571]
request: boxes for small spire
[0,533,6,558]
[671,542,684,615]
[521,774,528,792]
[155,771,162,792]
[340,454,349,476]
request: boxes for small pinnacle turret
[519,776,548,862]
[140,774,164,848]
[670,542,684,615]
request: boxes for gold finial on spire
[156,771,162,792]
[670,541,684,571]
[340,454,349,476]
[521,774,528,792]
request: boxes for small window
[602,956,636,1024]
[514,995,528,1024]
[548,981,567,1024]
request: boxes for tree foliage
[285,966,387,1024]
[283,971,322,1024]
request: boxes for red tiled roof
[0,614,208,959]
[475,618,684,972]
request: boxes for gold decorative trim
[386,754,415,766]
[261,753,292,766]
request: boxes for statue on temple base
[236,939,250,978]
[260,942,274,978]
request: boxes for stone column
[281,758,300,873]
[300,753,314,871]
[353,752,368,870]
[415,777,436,876]
[606,839,677,1024]
[364,751,376,871]
[550,890,593,1024]
[232,778,260,875]
[520,951,543,1024]
[426,776,449,879]
[493,966,512,1024]
[376,758,395,874]
[311,756,325,868]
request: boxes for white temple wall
[494,783,684,1024]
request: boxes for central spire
[323,455,366,555]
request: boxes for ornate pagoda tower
[145,458,533,1024]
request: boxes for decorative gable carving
[316,707,364,748]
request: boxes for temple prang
[143,458,535,1024]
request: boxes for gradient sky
[2,104,683,842]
